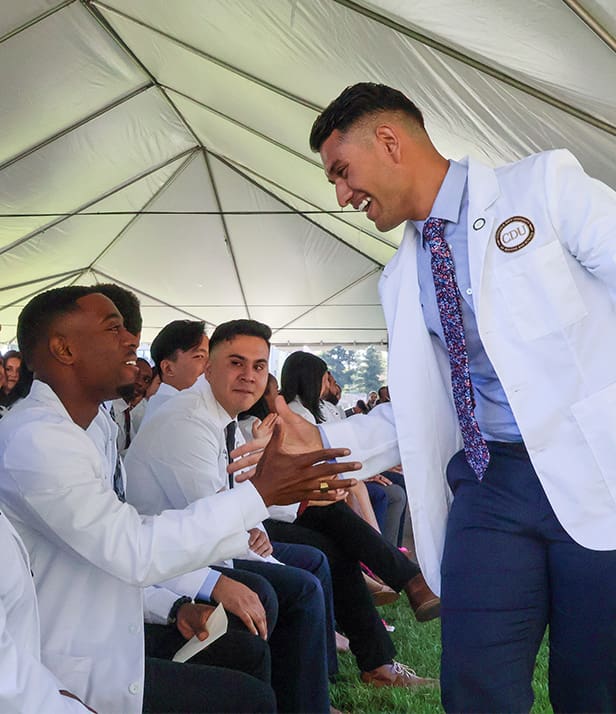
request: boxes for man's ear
[374,124,401,164]
[160,358,174,379]
[48,334,75,366]
[204,358,212,381]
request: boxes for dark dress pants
[265,501,420,672]
[441,442,616,714]
[144,618,271,684]
[271,541,338,677]
[144,573,277,713]
[143,657,275,713]
[214,559,330,714]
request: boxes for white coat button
[129,624,141,634]
[466,288,473,295]
[129,682,140,695]
[473,218,486,230]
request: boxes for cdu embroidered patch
[495,216,535,252]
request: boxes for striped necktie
[423,216,490,479]
[112,455,126,502]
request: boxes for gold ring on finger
[319,481,329,494]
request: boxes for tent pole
[333,0,616,137]
[561,0,616,53]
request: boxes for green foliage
[318,346,359,390]
[318,345,385,394]
[353,345,384,393]
[329,600,551,713]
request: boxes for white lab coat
[322,149,616,594]
[0,511,88,713]
[125,377,279,565]
[0,380,269,714]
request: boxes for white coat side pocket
[495,240,587,341]
[42,650,92,700]
[571,382,616,505]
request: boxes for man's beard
[117,383,136,402]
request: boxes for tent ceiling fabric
[1,0,615,345]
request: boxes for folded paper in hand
[172,603,228,663]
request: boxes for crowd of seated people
[0,283,439,713]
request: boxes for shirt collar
[194,377,236,431]
[111,397,130,412]
[156,382,179,398]
[413,159,467,237]
[26,379,73,421]
[21,380,111,437]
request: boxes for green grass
[330,600,551,713]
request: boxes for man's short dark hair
[209,319,271,354]
[93,283,143,336]
[309,82,425,152]
[150,320,206,371]
[17,286,95,369]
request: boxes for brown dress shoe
[363,572,400,606]
[404,573,441,622]
[360,661,438,688]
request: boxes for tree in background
[317,345,385,395]
[318,345,358,390]
[354,345,384,394]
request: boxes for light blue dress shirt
[413,160,522,442]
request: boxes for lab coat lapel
[466,159,500,319]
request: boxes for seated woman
[238,355,439,690]
[0,350,32,416]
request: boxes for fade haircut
[309,82,425,152]
[209,319,271,354]
[93,283,143,336]
[150,320,206,371]
[17,286,95,369]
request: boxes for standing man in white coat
[268,82,616,713]
[0,285,358,714]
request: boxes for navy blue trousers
[441,443,616,714]
[271,541,338,678]
[216,552,330,714]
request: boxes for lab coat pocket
[571,382,616,504]
[495,240,587,341]
[43,650,92,699]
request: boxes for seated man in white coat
[126,319,338,714]
[0,286,358,714]
[0,509,94,713]
[142,319,210,426]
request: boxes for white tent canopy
[1,0,615,345]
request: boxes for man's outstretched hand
[239,419,359,506]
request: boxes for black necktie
[225,421,237,490]
[123,407,132,450]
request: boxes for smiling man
[0,287,357,714]
[125,319,336,714]
[263,82,616,713]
